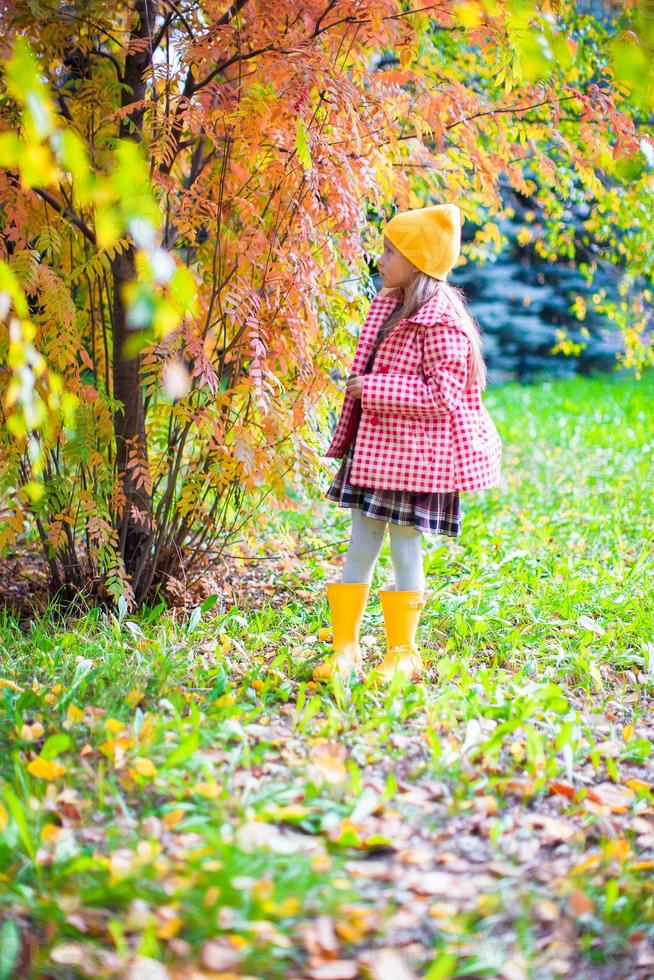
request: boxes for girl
[316,203,502,683]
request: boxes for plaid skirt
[325,437,462,537]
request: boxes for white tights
[341,508,425,591]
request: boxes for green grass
[1,366,653,978]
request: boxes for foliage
[0,1,653,605]
[0,367,653,976]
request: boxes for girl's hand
[346,374,364,399]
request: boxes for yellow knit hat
[383,203,463,280]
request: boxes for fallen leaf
[126,957,171,980]
[20,722,44,740]
[408,871,480,899]
[523,813,577,843]
[567,889,593,916]
[66,705,84,725]
[200,939,239,971]
[163,809,185,829]
[27,758,66,781]
[132,757,157,778]
[548,782,576,799]
[306,963,358,980]
[50,943,85,966]
[587,782,634,812]
[604,839,630,862]
[308,742,348,785]
[626,778,651,793]
[302,914,338,957]
[531,899,560,922]
[0,678,24,693]
[363,947,418,980]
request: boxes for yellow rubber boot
[377,586,426,682]
[313,581,371,681]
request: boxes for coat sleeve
[360,325,470,419]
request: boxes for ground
[0,368,653,979]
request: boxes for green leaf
[200,593,219,613]
[425,951,457,980]
[40,733,72,760]
[296,115,312,171]
[0,919,21,980]
[162,731,200,770]
[2,788,36,862]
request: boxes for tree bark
[111,0,159,587]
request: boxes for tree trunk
[112,243,152,583]
[111,0,159,590]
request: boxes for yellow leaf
[630,860,654,871]
[570,853,602,875]
[217,633,233,653]
[105,718,126,734]
[99,736,133,760]
[132,757,157,778]
[265,804,309,821]
[622,724,634,743]
[203,886,221,907]
[137,715,155,744]
[195,781,221,799]
[156,916,182,939]
[626,778,651,792]
[0,802,8,831]
[261,896,300,916]
[163,809,184,830]
[126,688,144,708]
[41,823,63,842]
[605,839,630,863]
[66,704,84,725]
[588,661,603,692]
[215,694,235,708]
[0,678,24,693]
[27,757,66,781]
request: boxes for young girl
[316,203,502,683]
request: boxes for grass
[0,365,653,979]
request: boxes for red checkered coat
[324,286,502,493]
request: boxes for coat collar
[375,285,455,328]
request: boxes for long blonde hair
[373,274,487,391]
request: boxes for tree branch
[32,187,96,244]
[90,47,124,82]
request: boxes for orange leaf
[548,781,576,799]
[605,839,630,862]
[568,890,594,916]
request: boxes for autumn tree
[0,0,652,606]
